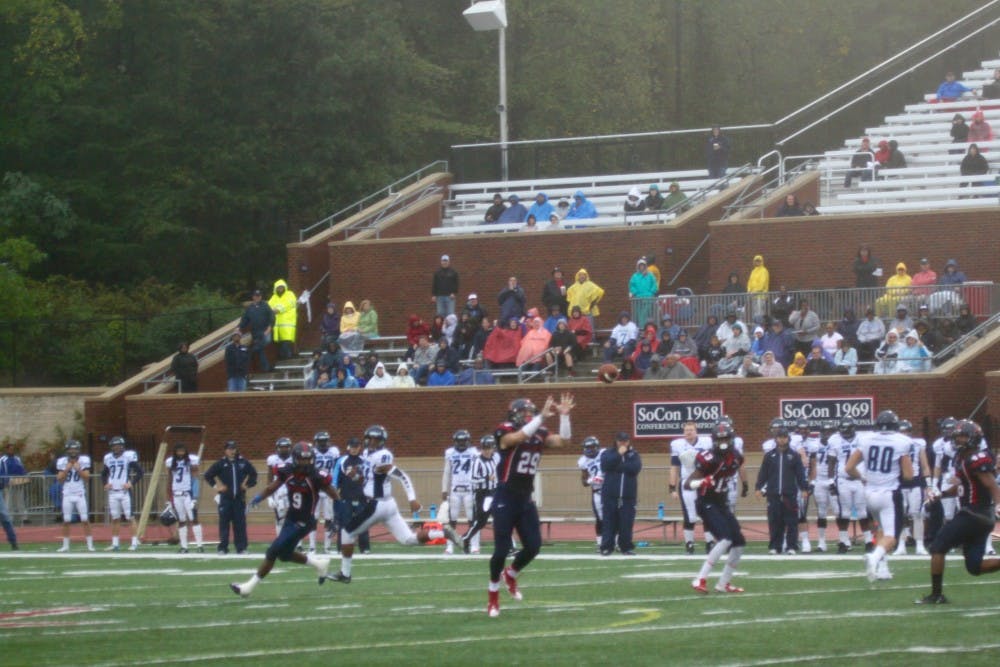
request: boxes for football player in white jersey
[670,421,715,554]
[718,416,749,514]
[309,431,340,553]
[929,417,958,542]
[165,442,203,553]
[578,436,605,547]
[792,419,820,553]
[57,440,95,552]
[326,425,461,583]
[442,429,479,554]
[846,410,913,582]
[266,437,293,535]
[809,421,838,552]
[827,417,873,553]
[894,420,931,556]
[102,436,143,551]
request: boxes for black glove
[741,481,749,497]
[829,482,838,496]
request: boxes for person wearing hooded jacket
[566,190,597,219]
[497,195,527,223]
[938,259,967,285]
[526,193,554,222]
[876,262,912,317]
[628,258,658,328]
[644,184,665,210]
[968,111,994,144]
[747,254,770,321]
[364,362,394,389]
[268,279,298,360]
[624,187,645,213]
[567,269,604,325]
[662,182,689,212]
[338,301,362,352]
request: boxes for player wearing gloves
[670,422,715,554]
[442,429,478,554]
[57,440,95,552]
[165,443,202,553]
[578,436,605,547]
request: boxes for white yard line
[718,643,1000,667]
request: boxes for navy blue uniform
[693,449,746,548]
[599,447,642,553]
[204,454,258,553]
[265,465,331,562]
[930,449,997,574]
[755,447,808,552]
[490,422,548,581]
[332,453,370,551]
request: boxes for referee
[204,440,258,554]
[461,435,499,554]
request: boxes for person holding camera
[599,431,643,556]
[56,440,94,552]
[204,441,258,554]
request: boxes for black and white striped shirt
[471,455,498,492]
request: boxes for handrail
[622,164,755,226]
[450,125,772,150]
[666,233,710,288]
[517,346,559,383]
[340,183,443,240]
[720,160,783,219]
[298,160,448,241]
[932,311,1000,363]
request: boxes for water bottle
[657,503,665,520]
[637,541,649,548]
[429,504,437,520]
[413,509,420,520]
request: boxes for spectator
[750,325,766,358]
[770,285,796,326]
[717,322,750,375]
[567,305,593,351]
[171,342,198,393]
[698,334,725,378]
[470,317,494,359]
[427,361,456,387]
[755,426,808,554]
[716,310,747,346]
[239,289,275,372]
[655,353,697,379]
[658,313,682,341]
[521,214,539,231]
[339,299,360,338]
[405,314,431,359]
[440,313,458,346]
[644,184,665,211]
[775,194,803,217]
[629,258,658,328]
[456,356,496,385]
[721,271,744,300]
[654,328,674,358]
[364,361,394,389]
[321,366,360,389]
[526,192,554,223]
[483,317,522,368]
[760,318,795,368]
[936,71,973,102]
[938,258,967,285]
[853,245,883,288]
[632,339,656,375]
[911,258,938,298]
[801,202,820,216]
[394,363,416,388]
[662,181,689,212]
[913,319,942,354]
[872,139,891,171]
[496,194,527,223]
[883,139,907,171]
[268,279,298,360]
[960,144,990,187]
[737,355,762,378]
[883,262,912,310]
[873,330,903,375]
[619,358,642,380]
[645,254,661,291]
[483,193,507,223]
[951,113,970,145]
[224,331,249,392]
[968,110,994,143]
[516,317,552,369]
[818,322,843,360]
[787,351,807,376]
[693,314,720,354]
[836,308,859,346]
[567,268,605,326]
[320,302,340,344]
[541,267,570,317]
[624,187,645,213]
[545,213,563,231]
[410,335,437,385]
[461,293,488,329]
[431,254,459,317]
[747,254,769,321]
[454,313,478,359]
[498,276,526,322]
[706,125,731,179]
[599,432,642,556]
[357,299,379,341]
[788,299,820,354]
[566,190,598,219]
[954,304,977,335]
[434,336,461,373]
[556,197,570,218]
[856,307,886,366]
[843,136,874,187]
[889,305,913,334]
[833,338,858,375]
[204,440,257,555]
[803,344,833,375]
[983,68,1000,99]
[758,350,785,378]
[898,330,932,372]
[543,304,564,334]
[603,312,638,362]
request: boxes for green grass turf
[2,541,999,666]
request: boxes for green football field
[2,543,999,666]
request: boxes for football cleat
[768,549,778,555]
[705,540,716,554]
[444,543,454,555]
[864,553,878,583]
[462,536,471,555]
[691,578,709,594]
[314,556,330,584]
[179,548,189,554]
[326,571,351,584]
[914,593,949,605]
[487,590,500,617]
[714,583,744,593]
[892,546,906,556]
[915,546,929,556]
[502,567,523,600]
[685,541,695,555]
[105,545,119,552]
[864,542,875,553]
[837,543,851,554]
[57,545,69,553]
[86,545,96,552]
[230,583,249,598]
[442,525,463,549]
[197,546,205,553]
[127,544,138,552]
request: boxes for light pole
[463,1,509,182]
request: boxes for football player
[717,416,749,515]
[331,437,370,554]
[309,431,340,553]
[686,422,747,594]
[327,425,461,584]
[794,419,821,553]
[442,429,478,554]
[266,437,294,535]
[103,436,144,552]
[927,417,958,544]
[487,393,575,618]
[917,420,1000,604]
[57,440,95,552]
[894,420,931,556]
[231,442,337,597]
[462,434,500,554]
[670,422,715,554]
[578,436,605,547]
[165,443,203,553]
[846,410,913,582]
[809,420,838,552]
[826,417,873,553]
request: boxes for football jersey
[333,453,368,501]
[955,448,996,513]
[827,433,860,481]
[314,446,340,477]
[57,455,92,495]
[813,440,833,483]
[931,437,952,474]
[443,446,479,491]
[365,447,396,500]
[266,453,292,479]
[163,454,198,494]
[276,464,330,525]
[693,448,744,505]
[670,435,712,479]
[471,454,499,492]
[495,421,548,495]
[577,452,604,491]
[907,437,927,479]
[104,450,139,491]
[856,431,912,491]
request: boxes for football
[598,363,619,383]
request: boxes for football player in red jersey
[917,420,1000,604]
[487,393,575,617]
[685,422,747,594]
[230,442,339,598]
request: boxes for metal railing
[298,160,448,241]
[338,183,444,240]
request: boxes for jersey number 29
[515,451,540,475]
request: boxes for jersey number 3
[515,451,540,475]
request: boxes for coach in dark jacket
[204,441,258,554]
[755,427,808,554]
[599,431,643,555]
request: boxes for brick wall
[709,208,1000,293]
